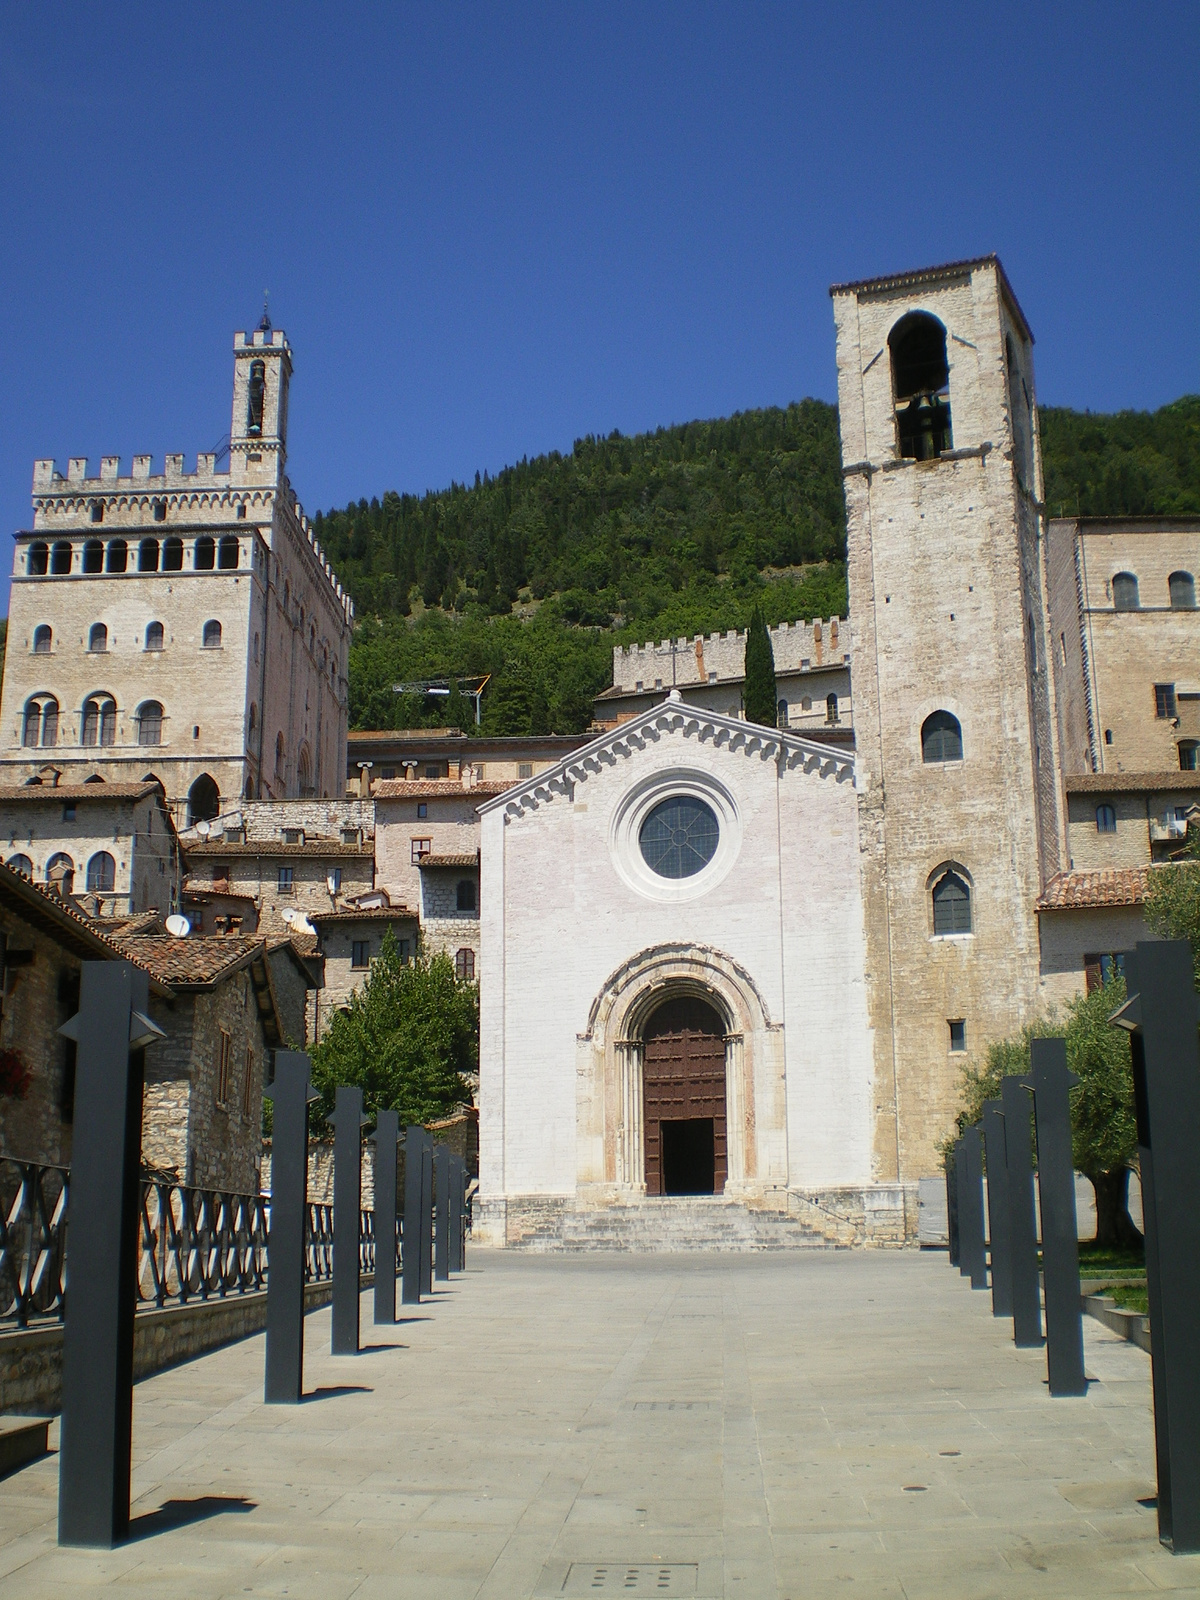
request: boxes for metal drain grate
[562,1564,698,1596]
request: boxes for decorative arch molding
[577,941,785,1199]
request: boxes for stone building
[182,835,375,938]
[1046,515,1200,775]
[594,619,852,744]
[0,774,181,918]
[307,903,420,1041]
[0,315,353,825]
[347,728,589,788]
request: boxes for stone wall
[613,618,851,692]
[0,908,81,1167]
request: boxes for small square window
[518,763,532,779]
[277,865,294,893]
[948,1019,966,1053]
[62,803,76,822]
[425,765,441,779]
[398,939,412,964]
[351,940,370,968]
[1155,684,1177,719]
[417,803,427,819]
[329,867,342,892]
[412,838,431,863]
[1096,804,1116,833]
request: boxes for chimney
[357,761,373,798]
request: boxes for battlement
[233,328,290,351]
[612,618,850,691]
[33,454,232,492]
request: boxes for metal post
[264,1052,318,1402]
[1111,943,1200,1553]
[372,1109,400,1325]
[331,1085,368,1355]
[945,1145,960,1268]
[1001,1073,1043,1348]
[958,1127,987,1289]
[982,1099,1013,1318]
[1028,1038,1086,1396]
[402,1125,424,1304]
[419,1134,434,1296]
[58,961,164,1548]
[448,1154,464,1272]
[434,1143,450,1281]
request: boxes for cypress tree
[743,606,777,727]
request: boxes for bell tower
[830,256,1063,1183]
[229,305,292,489]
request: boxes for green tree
[1144,828,1200,987]
[742,605,777,727]
[309,930,476,1129]
[951,974,1140,1249]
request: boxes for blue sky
[0,2,1196,611]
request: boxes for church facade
[476,256,1089,1244]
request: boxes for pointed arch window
[932,869,972,936]
[922,710,963,763]
[82,694,116,747]
[23,695,58,748]
[297,746,312,796]
[33,625,52,655]
[246,359,266,436]
[889,312,952,459]
[46,853,74,893]
[1112,572,1139,611]
[6,855,32,879]
[86,852,116,893]
[187,773,220,826]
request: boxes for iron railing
[0,1155,379,1330]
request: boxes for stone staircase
[511,1196,840,1253]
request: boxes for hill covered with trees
[316,394,1200,736]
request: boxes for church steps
[503,1197,840,1253]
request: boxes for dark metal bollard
[1001,1073,1043,1348]
[434,1144,451,1281]
[1111,942,1200,1553]
[1028,1039,1086,1396]
[372,1109,401,1325]
[982,1099,1013,1318]
[420,1135,434,1295]
[945,1145,961,1268]
[402,1125,425,1304]
[331,1085,368,1355]
[57,961,165,1548]
[958,1127,988,1289]
[265,1052,318,1402]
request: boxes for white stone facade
[477,697,876,1241]
[0,322,353,826]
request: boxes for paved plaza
[0,1249,1195,1599]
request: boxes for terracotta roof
[0,781,164,804]
[828,254,1034,343]
[373,779,513,799]
[270,931,321,958]
[109,933,266,987]
[99,911,167,935]
[1036,867,1159,910]
[0,861,169,990]
[351,727,469,744]
[309,907,419,925]
[417,853,479,869]
[186,840,373,857]
[1065,771,1200,795]
[182,882,259,903]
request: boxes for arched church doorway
[643,995,727,1195]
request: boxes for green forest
[312,394,1200,736]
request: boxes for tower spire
[258,291,271,333]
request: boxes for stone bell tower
[830,256,1063,1183]
[229,306,292,491]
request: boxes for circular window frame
[609,767,742,903]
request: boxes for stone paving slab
[0,1249,1196,1598]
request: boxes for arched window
[82,539,103,573]
[194,536,215,571]
[23,695,58,748]
[105,539,127,574]
[455,948,476,981]
[51,541,72,575]
[90,500,104,524]
[6,854,32,879]
[932,870,972,936]
[297,746,312,796]
[1096,804,1117,833]
[136,701,163,746]
[826,693,839,725]
[86,852,115,893]
[275,733,285,773]
[253,631,260,664]
[145,621,164,651]
[46,853,74,893]
[248,702,258,737]
[27,542,48,576]
[138,537,159,572]
[153,498,167,522]
[33,625,51,655]
[81,694,116,747]
[88,623,107,653]
[776,699,789,729]
[922,710,963,763]
[1169,571,1196,610]
[1180,742,1199,772]
[889,312,952,460]
[162,536,184,571]
[246,358,266,435]
[1112,572,1139,611]
[203,620,222,648]
[218,535,239,569]
[187,773,220,825]
[456,879,477,912]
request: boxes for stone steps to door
[509,1197,838,1253]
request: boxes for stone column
[724,1033,745,1187]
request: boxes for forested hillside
[318,395,1200,736]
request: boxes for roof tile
[1036,867,1159,910]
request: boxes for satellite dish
[195,820,211,838]
[280,907,298,925]
[165,914,190,938]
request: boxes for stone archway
[576,943,787,1204]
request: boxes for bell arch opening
[641,993,728,1197]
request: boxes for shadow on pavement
[303,1385,374,1401]
[129,1496,255,1539]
